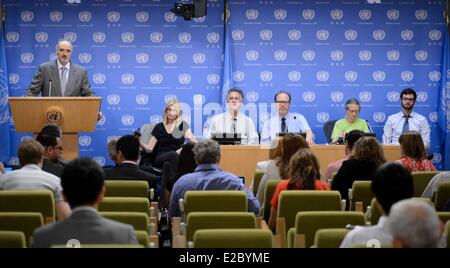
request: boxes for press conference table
[218,144,401,188]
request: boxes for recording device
[211,132,242,145]
[48,79,53,97]
[132,128,141,137]
[366,120,373,133]
[336,136,345,145]
[170,0,206,20]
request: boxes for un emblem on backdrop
[6,32,19,43]
[316,71,329,82]
[21,52,34,64]
[274,9,287,20]
[136,11,149,23]
[373,30,385,41]
[164,53,177,64]
[330,9,343,20]
[150,115,163,124]
[415,50,428,61]
[35,32,48,43]
[288,30,301,41]
[136,53,149,64]
[415,9,428,20]
[246,91,259,103]
[316,30,329,41]
[9,73,19,85]
[121,73,134,85]
[303,91,316,103]
[93,74,106,85]
[136,94,149,105]
[233,71,245,82]
[193,94,206,105]
[164,95,177,103]
[245,9,259,20]
[121,115,134,126]
[107,11,120,22]
[246,50,259,61]
[387,91,400,102]
[207,32,220,43]
[122,32,134,43]
[429,112,438,123]
[359,9,372,20]
[78,11,92,22]
[150,73,163,84]
[107,94,120,105]
[50,53,57,61]
[164,12,177,22]
[331,91,344,102]
[179,32,191,43]
[50,11,63,22]
[344,30,357,41]
[97,116,105,126]
[387,9,400,20]
[193,53,206,64]
[359,50,372,61]
[429,30,441,41]
[79,136,92,147]
[78,53,92,64]
[274,50,287,62]
[345,71,358,82]
[93,32,106,43]
[359,91,372,102]
[193,17,206,23]
[150,32,163,43]
[373,112,385,123]
[260,29,273,41]
[432,153,442,164]
[373,71,386,82]
[401,30,414,41]
[302,9,315,20]
[93,157,105,167]
[21,11,34,22]
[401,71,414,82]
[387,50,400,61]
[288,71,301,82]
[107,53,120,64]
[260,71,273,82]
[207,74,220,85]
[232,30,245,41]
[429,71,441,81]
[316,112,329,123]
[330,50,343,61]
[416,91,428,102]
[64,32,77,43]
[302,50,315,61]
[260,112,270,123]
[178,73,192,85]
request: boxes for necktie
[281,117,286,133]
[231,117,236,133]
[60,67,67,96]
[402,115,410,133]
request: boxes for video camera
[170,0,206,20]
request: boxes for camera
[132,128,141,137]
[170,0,206,20]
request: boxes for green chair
[252,171,264,196]
[437,212,450,225]
[100,212,150,233]
[0,212,44,247]
[99,197,151,217]
[0,190,55,223]
[369,197,432,225]
[348,181,374,212]
[313,228,349,248]
[0,231,27,248]
[193,229,273,248]
[411,171,439,197]
[182,190,248,217]
[288,211,365,248]
[104,180,150,199]
[435,182,450,211]
[445,221,450,248]
[134,230,150,248]
[262,180,280,222]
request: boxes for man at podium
[25,39,94,97]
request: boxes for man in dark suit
[35,133,63,177]
[31,157,138,248]
[25,40,94,97]
[104,135,158,191]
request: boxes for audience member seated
[268,149,329,231]
[340,162,413,247]
[331,137,386,209]
[104,137,120,167]
[422,171,450,199]
[38,123,67,166]
[388,199,442,248]
[330,98,369,144]
[395,131,436,172]
[35,134,64,177]
[0,140,71,220]
[168,140,260,219]
[169,142,196,192]
[31,158,138,248]
[255,137,282,173]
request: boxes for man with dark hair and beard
[382,88,430,148]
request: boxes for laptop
[211,133,242,145]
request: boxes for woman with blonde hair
[396,131,436,172]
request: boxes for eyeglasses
[346,109,360,113]
[402,97,415,102]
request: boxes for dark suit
[104,162,158,190]
[25,60,94,96]
[31,208,138,248]
[41,158,63,178]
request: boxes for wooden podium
[8,97,101,160]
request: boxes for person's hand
[306,137,314,145]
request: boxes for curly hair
[349,136,386,166]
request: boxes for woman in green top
[331,98,369,143]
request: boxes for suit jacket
[25,60,94,97]
[42,158,63,178]
[104,162,158,190]
[31,208,138,248]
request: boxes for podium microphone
[48,79,53,97]
[366,120,373,133]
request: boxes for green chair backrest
[263,180,280,222]
[104,180,149,198]
[183,191,247,217]
[349,181,374,212]
[435,182,450,211]
[0,190,55,223]
[446,221,450,248]
[437,212,450,225]
[0,231,27,248]
[186,212,256,241]
[370,197,432,225]
[411,171,439,197]
[313,228,349,248]
[100,212,149,233]
[193,229,273,248]
[99,197,150,217]
[0,212,44,247]
[278,190,342,232]
[134,230,150,248]
[252,171,264,196]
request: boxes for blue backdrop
[0,0,449,169]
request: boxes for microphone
[366,120,373,133]
[48,79,53,97]
[232,117,237,134]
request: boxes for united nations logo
[316,112,329,123]
[331,50,344,61]
[50,11,63,22]
[432,153,442,164]
[373,30,385,41]
[359,9,372,20]
[193,16,206,23]
[260,29,273,41]
[233,71,245,82]
[359,91,372,102]
[45,107,63,125]
[260,71,273,82]
[93,73,106,85]
[387,9,399,20]
[429,71,441,82]
[387,50,400,61]
[164,94,177,103]
[302,50,315,61]
[372,71,386,82]
[121,73,134,85]
[150,73,163,84]
[331,91,344,102]
[107,53,120,64]
[164,53,177,64]
[359,50,372,61]
[344,30,357,41]
[107,11,121,22]
[78,53,92,64]
[93,157,105,167]
[35,32,48,43]
[373,112,386,123]
[21,11,34,22]
[246,91,259,102]
[244,50,258,62]
[387,91,400,102]
[316,71,329,82]
[193,53,206,64]
[260,112,270,123]
[345,71,358,82]
[288,30,301,41]
[415,9,428,20]
[274,9,287,20]
[21,52,34,64]
[245,9,259,20]
[164,11,177,22]
[303,91,316,103]
[8,157,19,166]
[50,53,57,61]
[288,71,301,82]
[136,94,149,105]
[178,73,192,85]
[9,73,19,85]
[6,32,19,43]
[302,9,315,20]
[207,74,220,85]
[207,32,220,43]
[429,30,441,41]
[416,91,428,102]
[401,30,414,41]
[121,32,134,43]
[97,116,105,126]
[150,32,163,43]
[150,115,163,124]
[232,30,245,41]
[121,115,134,126]
[64,32,77,43]
[330,9,343,20]
[274,50,287,62]
[178,32,191,43]
[79,11,92,22]
[429,112,438,123]
[136,11,149,23]
[136,53,149,64]
[415,50,428,61]
[401,71,414,82]
[316,30,329,41]
[193,94,206,105]
[93,32,106,43]
[107,94,120,105]
[20,136,34,142]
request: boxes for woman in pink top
[396,131,436,172]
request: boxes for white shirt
[382,111,430,148]
[204,112,259,144]
[57,60,70,81]
[339,216,392,248]
[260,112,311,144]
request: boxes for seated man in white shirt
[382,88,430,148]
[260,90,314,145]
[204,88,258,144]
[340,162,413,248]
